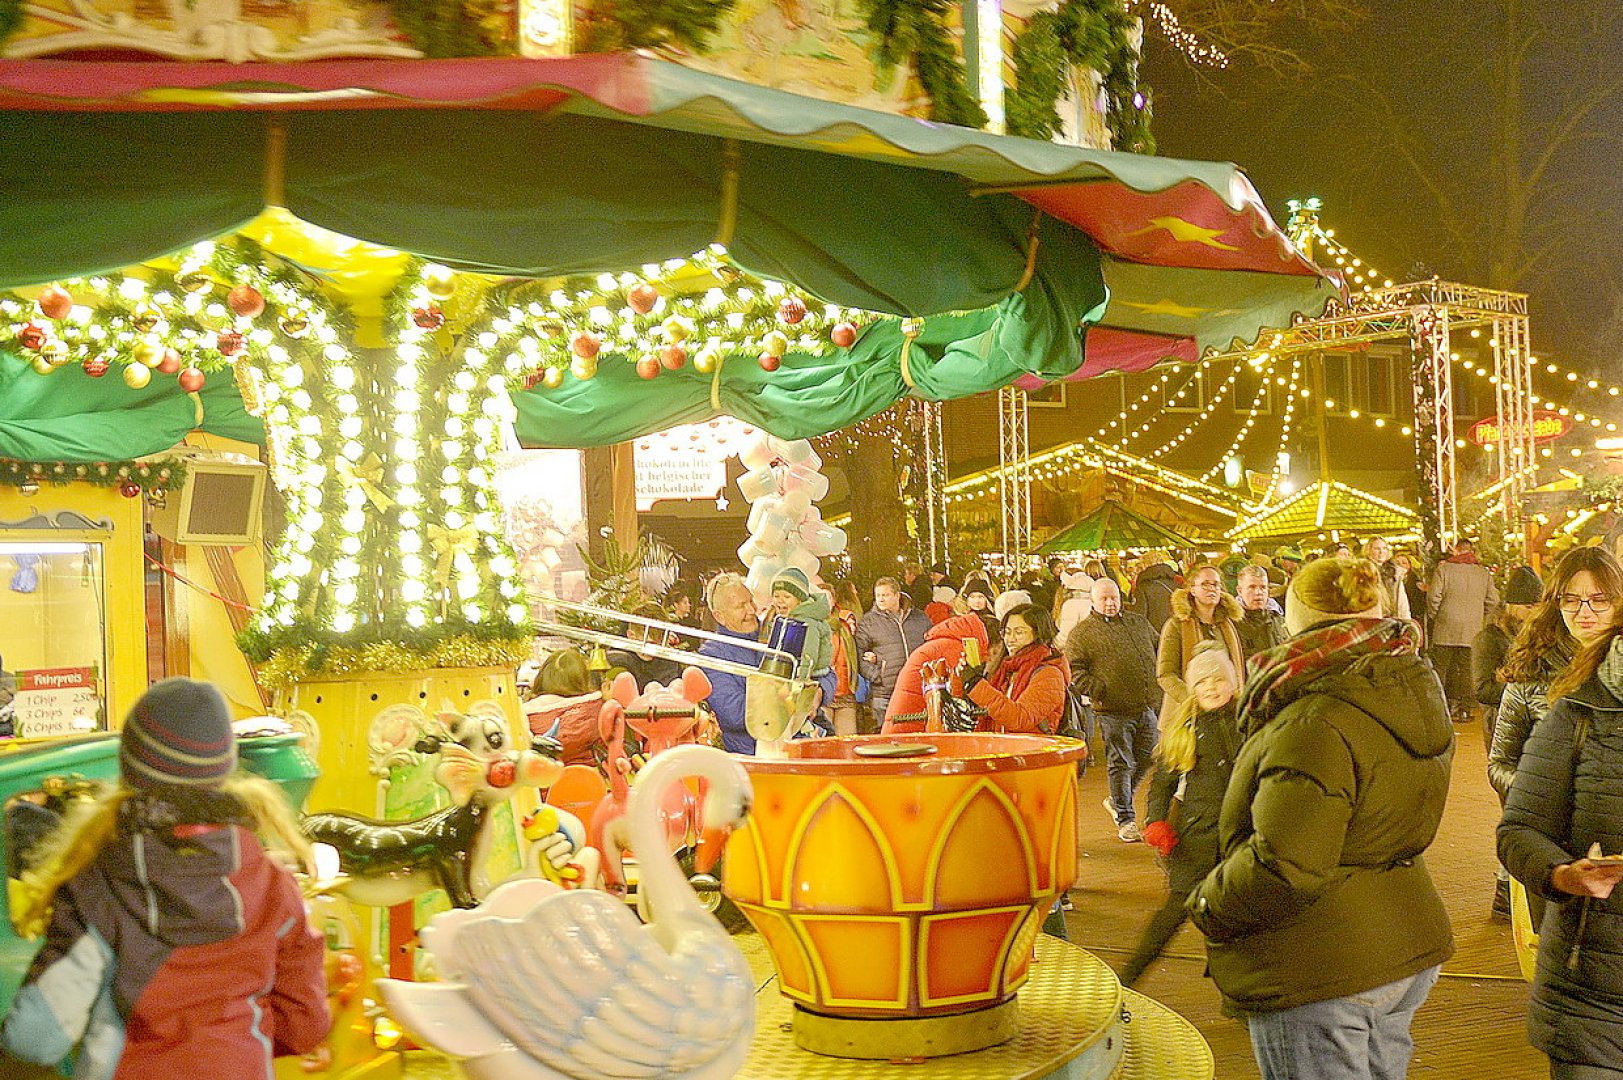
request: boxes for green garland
[575,0,741,53]
[1007,0,1153,153]
[383,0,509,57]
[0,456,188,496]
[858,0,988,129]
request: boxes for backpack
[1058,684,1093,777]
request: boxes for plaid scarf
[1237,617,1420,735]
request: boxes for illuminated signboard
[1468,411,1573,446]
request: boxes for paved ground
[1068,710,1548,1078]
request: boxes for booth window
[0,542,108,739]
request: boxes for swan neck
[626,749,739,934]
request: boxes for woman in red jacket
[882,613,991,733]
[963,603,1072,734]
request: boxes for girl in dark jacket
[1499,626,1623,1079]
[1120,640,1242,987]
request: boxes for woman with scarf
[961,603,1071,734]
[1121,640,1242,988]
[1188,556,1453,1080]
[1156,564,1245,728]
[1499,620,1623,1078]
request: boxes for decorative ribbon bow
[335,452,395,512]
[427,524,480,585]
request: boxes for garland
[575,0,741,53]
[1007,0,1153,152]
[384,0,511,57]
[858,0,988,129]
[0,456,188,496]
[255,636,533,690]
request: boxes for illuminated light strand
[1257,357,1305,504]
[1197,359,1281,482]
[1454,354,1618,434]
[1128,0,1230,68]
[1089,368,1180,441]
[1115,367,1230,449]
[1140,362,1246,458]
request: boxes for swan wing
[443,889,756,1079]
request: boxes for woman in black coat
[1499,625,1623,1078]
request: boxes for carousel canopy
[1035,499,1196,554]
[1226,481,1418,542]
[0,54,1339,456]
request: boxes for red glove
[1141,820,1178,856]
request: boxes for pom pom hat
[1285,557,1385,636]
[1504,565,1543,606]
[771,567,811,603]
[120,677,237,790]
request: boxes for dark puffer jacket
[1235,607,1287,661]
[854,603,931,701]
[1145,700,1242,895]
[1131,563,1179,632]
[1498,672,1623,1070]
[1188,650,1455,1014]
[1488,640,1570,802]
[1064,611,1159,716]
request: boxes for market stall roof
[0,54,1339,455]
[1034,499,1195,554]
[1225,481,1418,542]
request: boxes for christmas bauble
[18,478,40,496]
[83,357,110,378]
[132,307,161,333]
[778,297,808,325]
[831,322,858,348]
[279,311,311,338]
[636,354,661,380]
[178,367,206,392]
[694,348,719,374]
[571,332,601,359]
[157,348,182,375]
[123,362,153,389]
[118,480,141,499]
[422,265,458,300]
[542,366,565,389]
[178,272,213,294]
[227,285,266,318]
[36,285,73,320]
[759,352,782,372]
[570,356,599,380]
[131,339,162,366]
[215,330,244,356]
[30,358,54,376]
[763,331,789,357]
[627,284,659,315]
[17,323,46,351]
[412,305,445,331]
[659,344,687,370]
[39,340,70,367]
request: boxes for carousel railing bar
[539,596,797,668]
[532,616,807,689]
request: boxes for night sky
[1143,0,1623,375]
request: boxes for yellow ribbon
[335,452,395,512]
[428,524,480,585]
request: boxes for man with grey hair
[1235,564,1287,661]
[855,576,930,723]
[698,573,763,753]
[1066,577,1159,842]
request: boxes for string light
[1143,360,1246,458]
[1257,357,1304,504]
[1128,1,1230,68]
[1198,359,1280,482]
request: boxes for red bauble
[635,355,661,380]
[627,283,660,314]
[778,297,808,325]
[118,479,141,498]
[178,367,206,392]
[411,305,445,330]
[571,332,601,359]
[82,357,110,378]
[215,330,244,356]
[156,348,183,375]
[758,353,782,372]
[831,322,858,348]
[17,324,46,351]
[659,344,687,370]
[36,285,73,320]
[227,284,266,318]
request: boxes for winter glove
[1141,820,1178,857]
[959,664,986,692]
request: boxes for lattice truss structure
[997,385,1032,566]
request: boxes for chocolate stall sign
[1469,411,1572,446]
[634,446,726,511]
[13,667,101,737]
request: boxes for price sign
[13,668,101,738]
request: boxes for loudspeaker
[149,458,267,546]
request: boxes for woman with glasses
[1156,564,1245,729]
[961,604,1071,734]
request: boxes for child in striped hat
[1,678,331,1078]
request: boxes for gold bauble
[131,307,162,333]
[131,339,163,366]
[422,265,458,300]
[542,366,565,389]
[178,272,213,294]
[763,331,790,356]
[570,356,599,381]
[123,362,153,389]
[39,341,70,367]
[662,316,690,343]
[30,357,54,376]
[279,311,311,338]
[694,348,719,374]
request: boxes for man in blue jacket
[699,573,764,754]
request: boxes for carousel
[0,2,1345,1077]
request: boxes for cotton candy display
[735,434,845,601]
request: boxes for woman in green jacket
[1188,556,1454,1080]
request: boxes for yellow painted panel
[798,916,908,1008]
[786,785,900,912]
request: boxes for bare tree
[1130,0,1370,79]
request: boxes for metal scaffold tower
[997,385,1032,567]
[919,399,950,568]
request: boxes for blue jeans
[1097,707,1156,824]
[1247,965,1441,1080]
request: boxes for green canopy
[1035,499,1196,554]
[1226,481,1419,542]
[0,54,1338,457]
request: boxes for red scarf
[1237,617,1419,735]
[992,644,1066,701]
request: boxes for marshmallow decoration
[735,434,843,602]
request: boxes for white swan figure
[379,745,757,1080]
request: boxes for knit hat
[771,567,811,603]
[925,601,954,625]
[994,589,1033,620]
[1504,565,1543,606]
[120,678,236,790]
[1276,545,1305,564]
[962,580,994,601]
[932,584,958,604]
[1184,639,1237,691]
